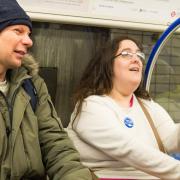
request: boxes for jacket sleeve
[34,77,94,180]
[73,97,180,180]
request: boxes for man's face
[0,24,33,72]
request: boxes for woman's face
[112,39,144,95]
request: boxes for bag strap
[137,98,166,153]
[22,78,38,112]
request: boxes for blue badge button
[124,117,134,128]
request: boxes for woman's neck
[108,89,133,108]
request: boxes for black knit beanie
[0,0,32,32]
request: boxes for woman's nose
[132,54,140,62]
[131,55,143,66]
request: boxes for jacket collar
[8,54,39,83]
[6,54,39,104]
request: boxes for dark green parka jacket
[0,55,94,180]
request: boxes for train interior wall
[30,22,180,126]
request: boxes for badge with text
[124,117,134,128]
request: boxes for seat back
[39,67,57,104]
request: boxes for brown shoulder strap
[137,98,166,153]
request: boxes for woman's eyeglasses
[114,50,145,61]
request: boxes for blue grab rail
[171,153,180,160]
[144,18,180,160]
[144,18,180,91]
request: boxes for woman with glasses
[67,36,180,179]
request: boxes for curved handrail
[144,18,180,91]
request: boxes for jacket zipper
[0,91,11,136]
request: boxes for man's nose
[22,35,33,48]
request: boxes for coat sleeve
[73,97,180,180]
[34,77,95,180]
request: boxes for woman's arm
[74,97,180,180]
[146,100,180,153]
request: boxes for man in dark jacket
[0,0,96,179]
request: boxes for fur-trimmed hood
[22,53,39,76]
[6,53,39,83]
